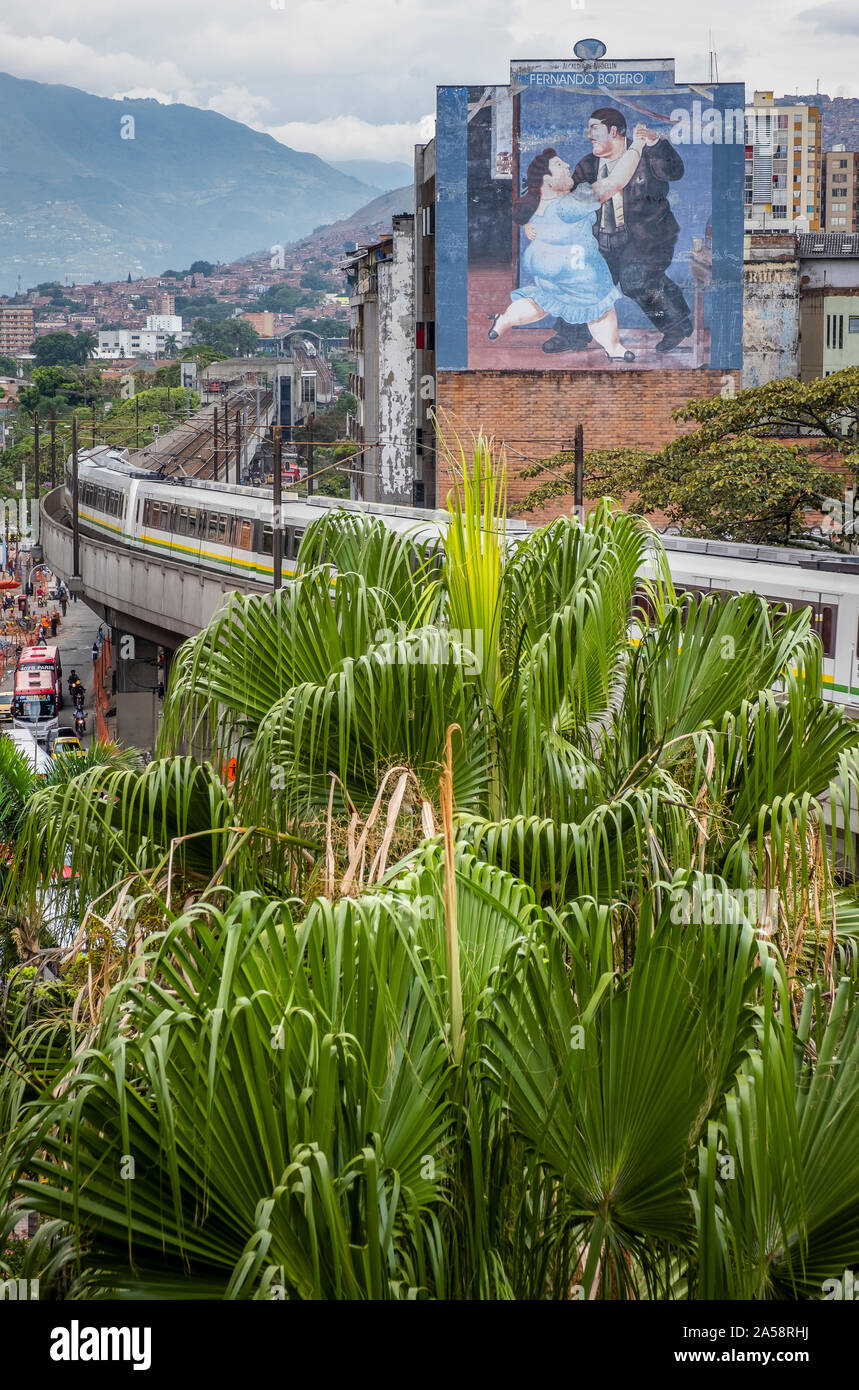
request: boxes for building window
[301,375,316,403]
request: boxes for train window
[235,519,252,550]
[177,508,188,536]
[219,515,228,542]
[821,605,836,659]
[207,514,219,541]
[143,500,152,527]
[189,511,201,538]
[262,525,273,556]
[291,528,304,559]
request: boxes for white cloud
[0,26,192,99]
[206,86,273,126]
[1,1,858,166]
[267,113,435,164]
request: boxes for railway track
[131,390,273,482]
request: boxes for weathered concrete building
[742,232,801,386]
[345,215,416,505]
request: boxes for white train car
[655,536,859,709]
[64,450,859,710]
[66,450,455,585]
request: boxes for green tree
[293,316,347,340]
[154,362,181,387]
[75,331,98,362]
[191,317,259,357]
[0,355,18,378]
[30,333,82,368]
[519,371,859,546]
[178,344,229,369]
[256,284,304,313]
[299,268,337,293]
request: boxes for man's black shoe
[542,327,592,354]
[655,321,692,353]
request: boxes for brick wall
[436,367,739,524]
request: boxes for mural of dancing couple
[488,110,691,364]
[436,60,744,373]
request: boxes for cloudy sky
[1,0,857,163]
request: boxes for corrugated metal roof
[797,232,859,257]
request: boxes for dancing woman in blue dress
[489,128,648,361]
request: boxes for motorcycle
[74,689,85,711]
[74,710,87,736]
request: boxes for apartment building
[0,306,35,355]
[822,146,859,232]
[745,92,822,231]
[96,320,189,359]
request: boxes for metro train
[64,446,859,708]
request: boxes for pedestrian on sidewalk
[92,641,99,664]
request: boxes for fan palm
[3,438,859,1299]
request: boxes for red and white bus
[13,644,64,741]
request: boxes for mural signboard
[436,57,745,371]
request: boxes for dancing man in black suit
[539,107,692,356]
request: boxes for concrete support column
[112,628,160,753]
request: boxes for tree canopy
[518,370,859,546]
[29,331,93,368]
[191,317,260,356]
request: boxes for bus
[17,645,63,702]
[14,661,61,739]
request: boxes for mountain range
[330,160,414,191]
[0,72,382,295]
[285,184,415,260]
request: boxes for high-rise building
[744,92,822,231]
[0,307,35,355]
[822,145,859,232]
